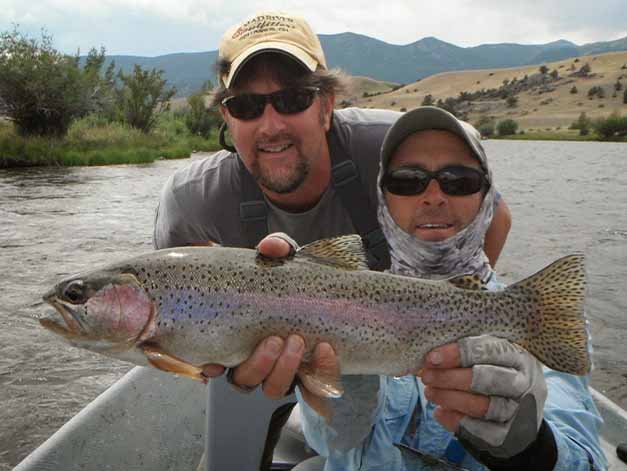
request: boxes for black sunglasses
[382,165,489,196]
[221,87,320,120]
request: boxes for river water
[1,141,626,469]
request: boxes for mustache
[255,132,296,146]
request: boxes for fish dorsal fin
[297,235,370,271]
[447,274,487,291]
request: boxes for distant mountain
[103,34,627,96]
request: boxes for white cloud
[0,0,625,55]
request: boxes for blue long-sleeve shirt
[296,276,608,471]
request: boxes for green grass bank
[0,113,221,168]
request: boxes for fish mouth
[40,294,87,338]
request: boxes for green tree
[497,119,518,136]
[539,65,549,74]
[570,112,591,135]
[550,69,559,80]
[579,63,591,76]
[592,113,627,139]
[116,64,176,133]
[0,28,112,136]
[476,116,495,137]
[506,95,518,108]
[184,83,219,138]
[421,94,434,106]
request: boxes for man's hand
[203,232,338,419]
[421,335,547,459]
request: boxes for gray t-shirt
[153,108,401,249]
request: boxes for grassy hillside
[350,51,627,131]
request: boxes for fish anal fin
[298,364,344,399]
[447,274,486,291]
[141,344,208,383]
[297,235,369,271]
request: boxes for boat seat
[203,376,316,470]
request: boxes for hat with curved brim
[219,12,327,88]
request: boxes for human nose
[420,179,446,206]
[257,100,287,135]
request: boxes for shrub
[477,121,495,137]
[624,89,627,104]
[570,112,591,136]
[570,86,578,94]
[497,119,519,136]
[421,94,434,106]
[592,113,627,139]
[506,95,518,108]
[0,28,114,137]
[116,64,176,133]
[184,93,220,138]
[539,65,549,74]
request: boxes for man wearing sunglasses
[268,107,604,471]
[153,11,512,470]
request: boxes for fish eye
[63,280,87,304]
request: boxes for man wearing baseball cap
[153,11,512,470]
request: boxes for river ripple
[1,141,626,468]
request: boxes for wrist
[461,419,557,471]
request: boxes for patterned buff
[376,120,496,281]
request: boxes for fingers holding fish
[230,336,285,391]
[262,335,305,399]
[423,386,490,431]
[423,342,463,369]
[256,232,298,259]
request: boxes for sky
[1,0,626,57]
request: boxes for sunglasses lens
[438,168,484,195]
[224,94,265,120]
[224,88,318,120]
[384,167,485,196]
[383,168,430,196]
[272,88,317,114]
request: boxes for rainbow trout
[41,235,589,397]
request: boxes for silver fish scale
[120,247,531,375]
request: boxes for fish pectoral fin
[141,344,208,383]
[297,235,369,271]
[297,365,344,399]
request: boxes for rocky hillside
[349,51,627,131]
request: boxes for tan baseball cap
[218,11,327,88]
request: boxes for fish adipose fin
[394,443,472,470]
[297,234,370,271]
[509,254,590,375]
[141,344,209,383]
[447,274,487,291]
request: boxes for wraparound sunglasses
[221,87,320,120]
[382,165,489,196]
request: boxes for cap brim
[222,41,319,88]
[380,106,486,171]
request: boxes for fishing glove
[454,335,555,468]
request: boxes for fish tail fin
[509,254,590,375]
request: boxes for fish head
[40,269,154,352]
